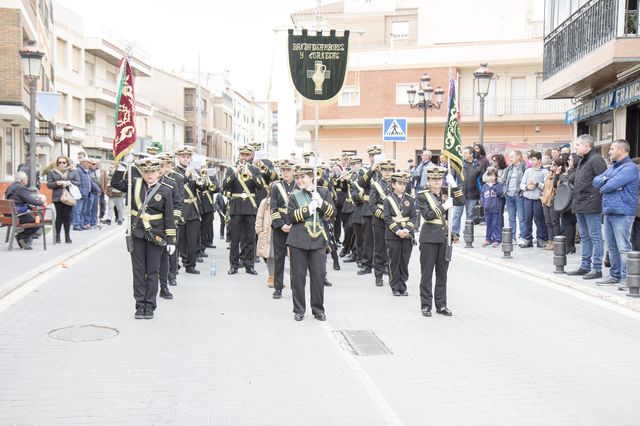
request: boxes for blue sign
[382,117,407,142]
[565,76,640,124]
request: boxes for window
[510,77,526,114]
[56,38,67,69]
[5,128,14,176]
[72,97,81,125]
[106,71,116,84]
[184,94,194,111]
[85,62,94,85]
[396,83,418,104]
[545,0,589,34]
[172,124,176,142]
[600,120,613,140]
[185,127,193,143]
[391,21,409,39]
[72,46,81,73]
[338,85,360,106]
[59,93,68,121]
[162,121,166,141]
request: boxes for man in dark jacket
[451,146,482,240]
[592,140,639,287]
[567,134,608,280]
[4,171,45,249]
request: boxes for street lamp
[19,40,44,191]
[407,73,444,152]
[473,63,494,145]
[63,124,73,157]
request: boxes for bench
[0,199,47,251]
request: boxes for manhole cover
[48,325,119,342]
[335,330,392,356]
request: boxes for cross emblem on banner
[307,60,331,94]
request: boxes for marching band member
[369,159,395,287]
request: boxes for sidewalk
[456,222,640,313]
[0,223,122,299]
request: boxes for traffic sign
[382,117,407,142]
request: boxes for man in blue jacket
[73,158,91,230]
[593,139,639,287]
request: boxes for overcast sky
[57,0,318,100]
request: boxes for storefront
[567,77,640,158]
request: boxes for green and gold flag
[442,78,464,179]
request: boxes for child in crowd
[481,167,504,247]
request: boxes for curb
[0,227,122,300]
[455,247,640,314]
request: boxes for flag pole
[447,156,452,248]
[124,49,133,237]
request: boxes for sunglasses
[57,161,67,165]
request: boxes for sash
[292,190,327,240]
[423,192,447,226]
[237,174,257,209]
[387,195,409,226]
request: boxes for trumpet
[337,168,355,181]
[256,159,268,174]
[235,160,251,180]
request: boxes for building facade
[291,0,573,165]
[542,0,640,158]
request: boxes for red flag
[113,58,136,164]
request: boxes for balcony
[84,126,114,151]
[35,120,55,148]
[458,97,573,117]
[543,0,640,99]
[85,78,118,107]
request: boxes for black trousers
[159,246,169,286]
[362,216,374,268]
[131,236,163,311]
[353,223,365,261]
[53,201,73,238]
[341,212,353,250]
[289,246,325,316]
[217,212,226,238]
[561,211,577,250]
[387,238,412,293]
[200,212,214,251]
[273,228,288,290]
[372,223,388,278]
[169,227,179,281]
[419,242,449,310]
[229,214,256,269]
[179,219,200,269]
[632,217,640,252]
[334,206,343,242]
[17,214,37,240]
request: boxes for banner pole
[447,157,452,248]
[313,104,319,233]
[126,159,132,237]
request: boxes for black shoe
[436,307,453,316]
[401,291,409,296]
[392,291,401,296]
[324,279,332,287]
[196,257,204,263]
[357,267,372,275]
[206,244,216,249]
[160,286,173,300]
[338,250,348,258]
[169,279,177,286]
[519,240,533,248]
[356,261,362,268]
[245,267,258,275]
[314,313,326,321]
[255,257,261,264]
[343,255,357,263]
[272,289,282,299]
[200,252,208,258]
[143,307,154,320]
[73,225,83,231]
[567,268,590,276]
[596,276,621,286]
[294,313,304,321]
[421,308,432,317]
[134,308,144,319]
[333,262,340,271]
[375,277,383,287]
[583,270,602,280]
[17,239,32,250]
[117,220,123,225]
[228,268,238,275]
[55,235,61,244]
[566,246,576,254]
[536,239,547,248]
[185,267,200,274]
[65,236,72,244]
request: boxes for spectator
[73,158,91,231]
[551,147,561,161]
[592,139,639,287]
[558,154,579,254]
[255,184,274,288]
[631,158,640,252]
[502,150,527,243]
[540,158,564,250]
[480,167,503,247]
[86,159,101,229]
[4,171,45,249]
[215,191,227,240]
[567,134,608,280]
[473,143,490,171]
[94,160,108,223]
[483,153,508,218]
[406,159,415,175]
[519,150,548,248]
[46,155,80,244]
[412,150,434,190]
[451,146,483,242]
[105,165,125,225]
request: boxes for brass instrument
[256,159,268,174]
[235,160,251,181]
[337,167,355,181]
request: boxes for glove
[442,198,454,211]
[311,191,322,203]
[446,173,457,188]
[166,245,176,255]
[308,200,320,211]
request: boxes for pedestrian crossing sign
[382,117,407,142]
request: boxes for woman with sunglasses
[47,155,80,243]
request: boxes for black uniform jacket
[223,165,264,216]
[174,166,205,221]
[369,178,393,225]
[383,192,417,240]
[416,186,465,244]
[161,174,184,224]
[197,174,219,214]
[111,170,176,245]
[286,187,335,251]
[340,178,354,214]
[270,179,298,229]
[358,167,377,217]
[349,168,367,223]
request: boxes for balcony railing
[543,0,619,80]
[458,97,573,116]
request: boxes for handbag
[68,183,82,200]
[60,189,76,206]
[553,181,573,213]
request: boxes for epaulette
[164,175,176,181]
[417,190,429,194]
[406,193,415,199]
[161,182,173,189]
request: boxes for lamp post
[19,40,44,191]
[63,124,73,157]
[473,63,494,146]
[407,73,444,152]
